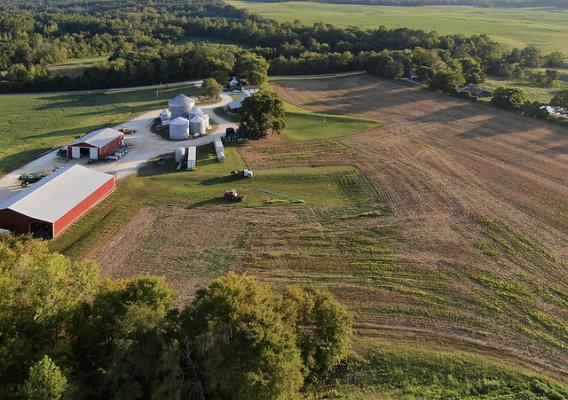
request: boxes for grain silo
[189,115,207,136]
[175,147,186,164]
[160,110,171,123]
[169,117,190,140]
[188,107,204,119]
[168,94,195,119]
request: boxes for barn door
[71,147,80,159]
[89,148,98,160]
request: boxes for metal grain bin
[168,94,195,119]
[189,115,207,136]
[169,117,190,140]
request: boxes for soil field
[79,74,568,384]
[244,75,568,380]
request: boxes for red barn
[68,128,124,160]
[0,165,115,239]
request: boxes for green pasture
[48,55,109,78]
[283,102,380,141]
[484,75,568,102]
[228,1,568,53]
[334,338,568,399]
[0,83,198,175]
[50,145,373,256]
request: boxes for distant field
[0,84,198,175]
[485,75,568,102]
[48,55,109,78]
[228,1,568,53]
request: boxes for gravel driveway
[0,93,236,203]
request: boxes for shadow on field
[0,147,52,174]
[199,175,237,186]
[19,124,107,140]
[189,197,228,208]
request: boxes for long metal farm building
[0,165,115,239]
[68,128,124,160]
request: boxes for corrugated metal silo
[168,95,196,119]
[160,110,171,123]
[189,115,207,136]
[169,117,190,140]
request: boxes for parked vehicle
[230,169,253,179]
[224,189,244,202]
[18,172,47,187]
[119,128,137,135]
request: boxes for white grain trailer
[214,138,225,162]
[187,146,196,170]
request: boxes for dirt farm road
[0,93,236,203]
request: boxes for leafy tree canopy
[239,89,286,139]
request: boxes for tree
[0,235,99,399]
[550,90,568,109]
[491,87,530,110]
[520,46,542,67]
[285,286,353,385]
[181,273,304,400]
[235,52,269,85]
[544,51,565,68]
[22,355,68,400]
[459,57,485,84]
[429,69,465,94]
[201,78,223,100]
[71,277,181,400]
[239,89,286,140]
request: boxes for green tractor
[18,172,48,188]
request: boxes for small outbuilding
[68,128,124,160]
[0,165,115,239]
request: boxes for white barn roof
[70,128,123,149]
[0,165,114,223]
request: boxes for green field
[485,75,568,102]
[283,102,381,141]
[228,1,568,53]
[0,83,198,175]
[50,146,374,256]
[48,55,109,78]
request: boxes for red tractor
[224,189,244,202]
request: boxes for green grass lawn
[484,75,568,103]
[228,1,568,53]
[50,145,373,256]
[333,338,568,399]
[0,83,198,175]
[283,102,380,141]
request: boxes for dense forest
[0,0,565,116]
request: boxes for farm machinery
[18,172,48,187]
[224,189,244,202]
[230,169,253,179]
[119,128,138,135]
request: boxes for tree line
[0,234,353,400]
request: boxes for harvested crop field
[82,74,568,383]
[244,75,568,380]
